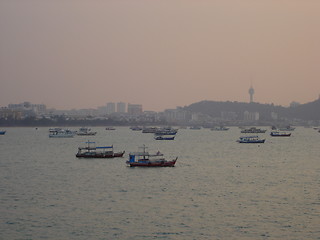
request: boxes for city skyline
[1,1,320,111]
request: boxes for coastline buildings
[244,111,259,122]
[127,104,143,115]
[117,102,126,113]
[106,102,116,114]
[1,96,319,126]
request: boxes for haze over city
[1,0,319,112]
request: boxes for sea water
[0,127,319,239]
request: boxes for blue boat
[237,136,265,143]
[0,130,6,135]
[154,135,175,140]
[126,145,177,167]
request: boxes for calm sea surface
[0,127,319,240]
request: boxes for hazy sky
[1,0,320,111]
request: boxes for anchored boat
[154,135,175,140]
[49,128,75,138]
[77,127,97,136]
[76,141,125,158]
[126,145,177,167]
[241,127,267,133]
[270,131,291,137]
[237,136,265,143]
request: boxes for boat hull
[154,136,175,140]
[77,132,97,136]
[127,159,177,167]
[49,134,74,138]
[237,140,265,143]
[76,151,125,158]
[270,133,291,137]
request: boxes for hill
[183,99,320,121]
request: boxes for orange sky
[1,0,319,111]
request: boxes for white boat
[270,131,291,137]
[49,128,75,138]
[77,127,97,136]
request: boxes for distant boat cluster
[1,125,319,168]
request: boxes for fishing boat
[126,145,177,167]
[237,136,265,143]
[142,127,158,133]
[76,141,125,158]
[154,127,178,136]
[154,135,175,140]
[270,131,291,137]
[130,126,143,131]
[49,128,75,138]
[278,126,295,131]
[211,126,229,131]
[77,127,97,136]
[105,127,116,130]
[241,127,267,133]
[0,130,6,135]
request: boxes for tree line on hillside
[184,99,320,121]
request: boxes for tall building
[117,102,126,113]
[106,102,116,114]
[244,111,259,121]
[127,104,143,115]
[248,85,254,103]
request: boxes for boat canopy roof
[81,142,113,149]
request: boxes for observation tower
[248,85,254,103]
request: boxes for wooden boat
[237,136,265,143]
[270,131,291,137]
[126,145,177,167]
[76,141,125,158]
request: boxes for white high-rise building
[106,102,116,114]
[117,102,126,113]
